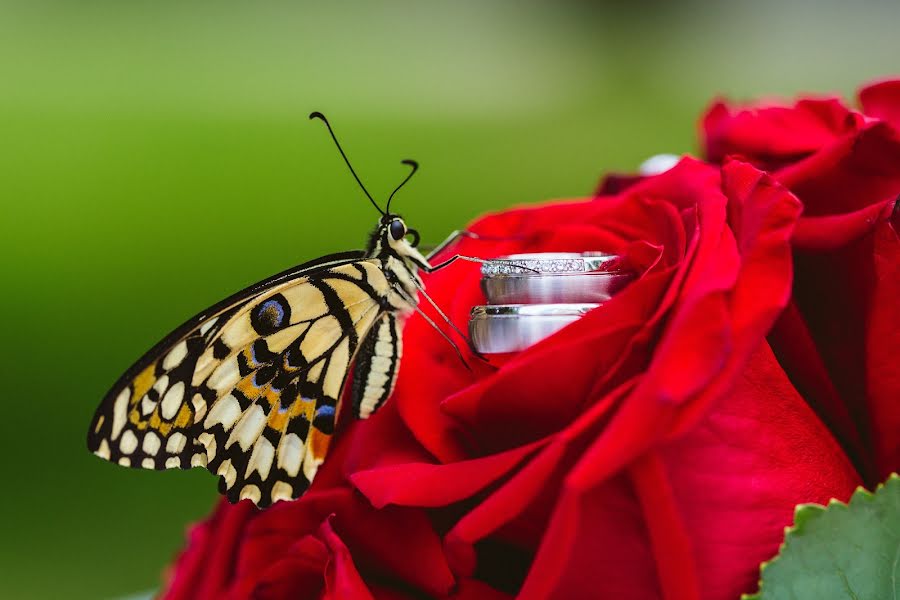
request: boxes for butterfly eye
[389,220,406,241]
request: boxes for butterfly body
[88,214,435,507]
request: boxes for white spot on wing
[142,431,161,456]
[280,284,327,322]
[111,388,130,441]
[193,350,218,386]
[95,439,111,460]
[323,338,350,398]
[204,394,241,430]
[271,481,293,503]
[166,432,187,454]
[360,394,379,419]
[306,361,325,382]
[191,393,207,422]
[239,484,261,504]
[198,432,217,460]
[221,314,258,351]
[199,317,218,336]
[277,433,304,477]
[160,381,185,420]
[366,371,389,388]
[246,436,275,481]
[265,323,308,354]
[141,395,157,416]
[152,375,170,396]
[300,316,342,362]
[302,446,322,482]
[165,457,182,468]
[371,355,391,372]
[118,457,131,467]
[141,457,156,469]
[217,459,237,488]
[162,340,189,370]
[207,358,240,394]
[191,453,207,467]
[227,405,266,451]
[119,430,138,455]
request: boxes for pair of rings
[469,252,635,354]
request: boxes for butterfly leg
[423,254,492,273]
[424,230,479,261]
[425,229,530,262]
[393,284,473,369]
[425,254,537,275]
[411,278,486,360]
[411,303,472,371]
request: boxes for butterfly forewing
[87,255,393,507]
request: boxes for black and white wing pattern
[87,254,399,507]
[351,313,403,419]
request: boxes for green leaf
[744,473,900,600]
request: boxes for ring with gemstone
[480,252,634,305]
[480,252,622,277]
[469,303,601,354]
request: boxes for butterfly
[87,112,475,508]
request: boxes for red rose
[164,417,507,600]
[162,158,860,599]
[700,80,900,481]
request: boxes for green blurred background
[1,1,898,597]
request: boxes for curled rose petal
[859,78,900,129]
[702,97,862,170]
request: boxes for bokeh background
[1,1,898,597]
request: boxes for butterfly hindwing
[197,268,386,506]
[351,313,403,419]
[87,253,393,507]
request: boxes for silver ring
[469,303,600,354]
[480,252,634,305]
[480,252,621,277]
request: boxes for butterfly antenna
[309,111,384,216]
[386,159,418,214]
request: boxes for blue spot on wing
[312,404,337,434]
[251,294,291,335]
[260,299,285,326]
[314,405,335,419]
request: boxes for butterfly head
[369,214,430,270]
[309,112,429,269]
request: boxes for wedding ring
[469,304,600,354]
[480,252,634,305]
[480,252,621,277]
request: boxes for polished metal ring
[469,303,600,354]
[480,252,621,277]
[480,252,634,305]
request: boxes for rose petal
[859,78,900,129]
[319,517,376,600]
[776,122,900,217]
[768,301,871,477]
[351,439,545,509]
[866,218,900,475]
[792,198,895,250]
[702,97,860,168]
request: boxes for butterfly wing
[350,313,403,419]
[88,252,393,506]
